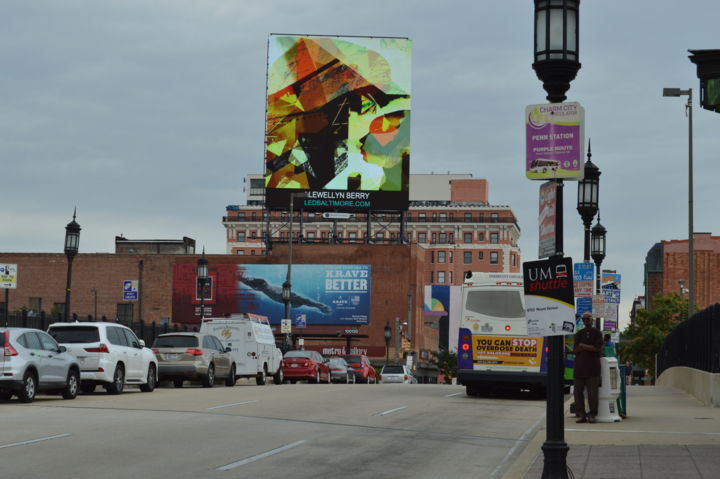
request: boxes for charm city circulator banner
[523,256,576,336]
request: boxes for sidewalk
[503,385,720,479]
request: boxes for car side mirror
[58,346,67,353]
[138,340,146,348]
[225,347,232,353]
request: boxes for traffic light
[689,49,720,113]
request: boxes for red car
[338,354,376,384]
[282,350,331,384]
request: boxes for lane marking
[490,416,545,478]
[566,428,720,436]
[0,433,71,450]
[206,401,258,410]
[444,392,464,397]
[216,440,307,470]
[375,406,408,416]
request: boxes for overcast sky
[2,1,718,329]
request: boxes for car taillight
[404,375,409,381]
[304,361,312,367]
[151,348,160,354]
[3,332,18,357]
[85,343,110,353]
[379,375,382,381]
[186,348,204,356]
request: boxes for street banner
[538,182,557,258]
[592,294,605,317]
[576,297,592,329]
[295,313,306,328]
[471,335,544,367]
[523,256,576,336]
[526,102,585,181]
[281,319,291,333]
[602,272,621,304]
[0,264,17,289]
[123,280,138,301]
[603,305,618,331]
[573,262,594,297]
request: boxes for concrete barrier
[657,366,720,407]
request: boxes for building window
[430,271,434,283]
[238,212,245,221]
[432,233,437,243]
[449,271,453,283]
[237,231,246,242]
[490,251,499,264]
[479,232,485,241]
[464,213,472,223]
[490,232,499,244]
[479,214,484,222]
[431,251,435,263]
[439,213,447,222]
[28,297,42,314]
[511,254,517,267]
[464,232,473,243]
[307,232,315,239]
[437,271,446,283]
[348,232,357,239]
[438,232,447,243]
[251,231,257,239]
[478,251,484,260]
[376,232,385,240]
[419,213,426,222]
[237,250,245,255]
[449,251,453,264]
[464,251,472,264]
[438,251,446,264]
[418,232,427,243]
[491,213,499,223]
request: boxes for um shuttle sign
[523,256,576,337]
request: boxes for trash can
[596,357,622,422]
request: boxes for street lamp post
[63,210,81,322]
[576,144,600,262]
[283,192,307,351]
[591,217,607,290]
[384,322,392,364]
[662,87,694,318]
[532,1,581,477]
[197,248,209,320]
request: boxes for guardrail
[657,302,720,375]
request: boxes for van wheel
[225,365,236,387]
[273,367,283,385]
[256,368,267,386]
[106,365,125,395]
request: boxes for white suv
[379,364,415,384]
[48,322,157,394]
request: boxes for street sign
[281,319,291,333]
[0,264,17,289]
[123,280,138,301]
[523,256,576,336]
[295,314,306,328]
[525,102,585,181]
[322,212,353,219]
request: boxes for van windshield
[465,290,525,318]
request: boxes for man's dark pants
[573,376,600,419]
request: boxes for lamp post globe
[63,210,81,321]
[197,248,209,319]
[577,145,600,262]
[532,0,581,103]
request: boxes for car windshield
[382,365,405,374]
[152,335,198,348]
[48,326,100,343]
[285,351,312,359]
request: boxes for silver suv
[152,332,236,388]
[0,327,80,403]
[48,322,157,395]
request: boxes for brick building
[223,174,522,284]
[644,233,720,311]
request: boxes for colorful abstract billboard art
[264,34,411,211]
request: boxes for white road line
[565,428,720,436]
[216,440,307,470]
[444,392,464,397]
[490,416,545,478]
[0,433,71,450]
[207,400,258,410]
[375,406,408,416]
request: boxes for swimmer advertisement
[172,263,371,325]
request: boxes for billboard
[172,264,371,325]
[525,102,585,180]
[264,34,412,211]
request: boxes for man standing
[573,312,604,423]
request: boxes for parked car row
[281,351,377,384]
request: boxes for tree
[435,348,457,384]
[621,292,688,377]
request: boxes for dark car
[327,357,355,384]
[338,354,376,384]
[282,350,331,384]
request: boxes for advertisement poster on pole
[526,102,585,181]
[575,297,592,329]
[538,182,557,259]
[0,264,17,289]
[573,262,594,297]
[523,256,576,336]
[592,294,605,317]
